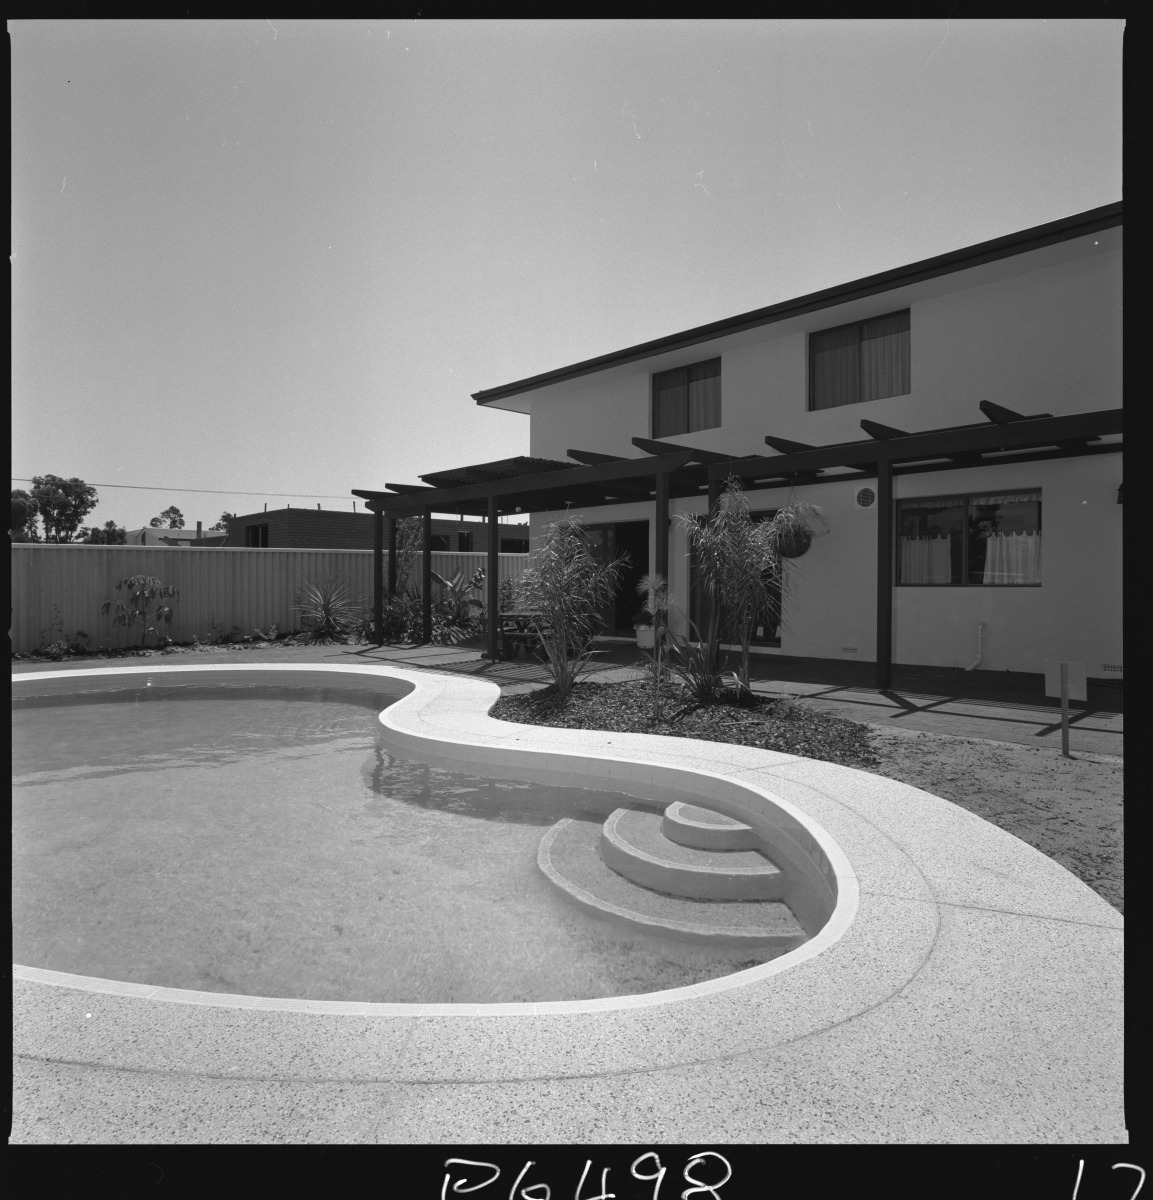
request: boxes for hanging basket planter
[777,527,813,559]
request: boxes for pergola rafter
[354,405,1121,684]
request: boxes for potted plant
[771,499,827,559]
[633,610,656,649]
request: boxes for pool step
[538,818,807,949]
[601,807,786,901]
[662,801,759,852]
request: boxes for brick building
[225,507,528,552]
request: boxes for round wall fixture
[854,488,876,509]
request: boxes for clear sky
[11,18,1123,533]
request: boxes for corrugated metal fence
[9,545,529,654]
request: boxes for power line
[10,479,360,501]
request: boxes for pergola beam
[764,435,816,454]
[359,451,699,515]
[567,448,629,465]
[980,400,1052,425]
[720,409,1122,481]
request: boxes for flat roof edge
[473,202,1122,405]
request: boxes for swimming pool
[13,671,798,1004]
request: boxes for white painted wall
[520,229,1121,675]
[529,233,1121,462]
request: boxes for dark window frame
[808,309,911,411]
[244,524,269,548]
[651,357,722,439]
[896,489,1042,587]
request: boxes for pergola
[353,402,1122,689]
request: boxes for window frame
[896,489,1042,588]
[808,308,911,411]
[244,524,269,548]
[651,357,722,439]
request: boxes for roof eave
[472,202,1122,406]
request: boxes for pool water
[12,685,777,1004]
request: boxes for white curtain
[900,535,952,584]
[982,531,1041,584]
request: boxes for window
[457,531,473,552]
[500,536,529,554]
[429,534,450,552]
[809,310,910,410]
[652,358,721,438]
[244,524,269,547]
[897,491,1041,586]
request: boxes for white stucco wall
[529,233,1120,462]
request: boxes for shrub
[512,515,627,703]
[100,575,179,647]
[294,575,363,644]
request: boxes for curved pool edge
[12,661,860,1017]
[13,661,1125,1144]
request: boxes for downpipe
[963,623,985,671]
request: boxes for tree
[150,506,185,529]
[10,490,40,541]
[80,520,128,545]
[210,512,234,532]
[512,515,628,703]
[100,575,179,647]
[29,475,98,542]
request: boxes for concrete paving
[11,658,1126,1144]
[13,638,1122,756]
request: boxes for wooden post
[487,494,500,661]
[422,508,432,645]
[387,516,398,600]
[372,505,384,645]
[1060,661,1071,758]
[654,467,670,583]
[876,459,893,691]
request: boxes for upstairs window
[429,534,450,551]
[897,490,1041,586]
[809,310,910,410]
[244,524,269,548]
[457,531,473,552]
[652,358,721,438]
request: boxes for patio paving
[16,638,1118,757]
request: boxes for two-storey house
[360,204,1121,681]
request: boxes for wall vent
[854,488,875,509]
[1103,664,1123,674]
[842,646,858,654]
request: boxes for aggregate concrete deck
[12,659,1125,1144]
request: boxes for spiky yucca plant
[294,575,362,644]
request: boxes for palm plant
[429,566,486,644]
[513,515,627,703]
[680,479,827,694]
[679,480,777,694]
[294,575,362,644]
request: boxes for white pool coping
[12,662,1126,1142]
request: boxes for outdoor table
[497,611,552,659]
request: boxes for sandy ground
[863,724,1123,914]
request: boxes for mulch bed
[490,679,880,768]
